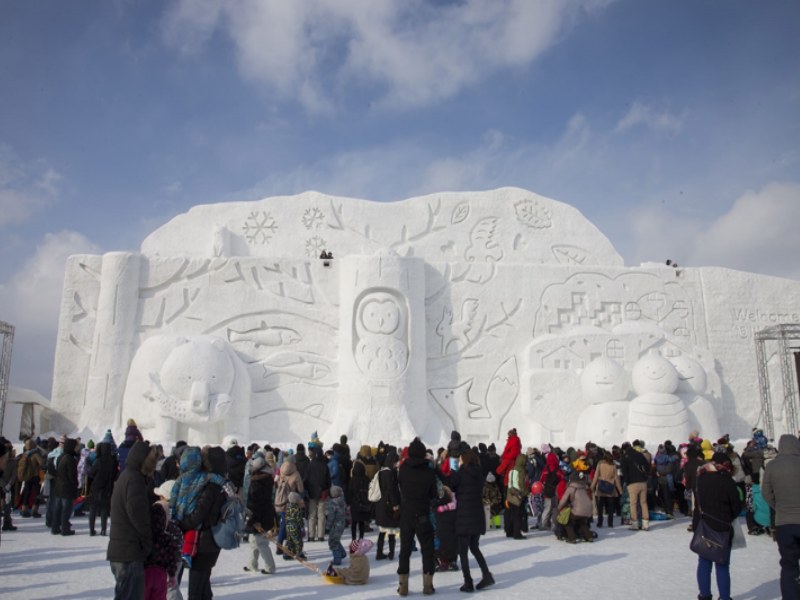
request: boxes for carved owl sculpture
[354,291,409,379]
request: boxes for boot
[697,595,712,600]
[475,572,495,590]
[460,576,474,593]
[376,532,387,559]
[607,515,613,528]
[398,574,409,597]
[641,519,650,531]
[422,573,435,595]
[388,535,396,560]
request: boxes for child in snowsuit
[285,491,306,560]
[325,538,374,585]
[434,486,458,571]
[325,485,347,565]
[482,472,502,529]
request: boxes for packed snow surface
[0,514,780,599]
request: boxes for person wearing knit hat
[693,446,743,600]
[397,437,438,596]
[325,538,374,585]
[243,449,277,576]
[325,485,348,566]
[284,491,306,560]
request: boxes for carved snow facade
[49,188,800,446]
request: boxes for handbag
[689,488,732,564]
[690,520,731,563]
[598,479,615,495]
[556,506,571,525]
[506,487,524,507]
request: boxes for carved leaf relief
[515,199,552,229]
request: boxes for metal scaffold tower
[0,320,14,436]
[755,323,800,440]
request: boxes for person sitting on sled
[324,538,373,585]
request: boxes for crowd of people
[1,421,799,600]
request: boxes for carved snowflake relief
[302,207,324,230]
[242,211,278,245]
[305,235,328,257]
[514,199,552,229]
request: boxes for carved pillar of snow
[82,252,142,431]
[326,250,426,446]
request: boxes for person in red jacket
[495,429,522,487]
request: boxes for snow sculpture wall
[48,188,800,446]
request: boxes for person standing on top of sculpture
[761,434,800,600]
[397,438,438,597]
[107,440,154,600]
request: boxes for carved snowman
[627,350,690,443]
[575,356,630,446]
[669,354,721,441]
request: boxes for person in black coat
[375,449,401,560]
[160,441,186,482]
[348,461,371,540]
[89,442,118,536]
[450,450,494,591]
[52,437,79,536]
[107,440,154,600]
[225,442,247,492]
[304,447,331,542]
[693,452,743,600]
[245,455,276,574]
[180,446,228,600]
[294,444,310,483]
[397,438,438,596]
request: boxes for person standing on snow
[761,434,800,600]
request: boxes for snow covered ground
[0,513,781,599]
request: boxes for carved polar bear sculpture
[123,335,251,444]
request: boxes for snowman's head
[632,350,679,395]
[580,356,629,404]
[669,354,707,395]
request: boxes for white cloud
[627,182,800,281]
[0,231,101,395]
[689,182,800,280]
[0,144,61,227]
[161,0,614,112]
[615,101,684,136]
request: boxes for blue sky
[1,0,799,397]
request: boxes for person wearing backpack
[178,446,228,600]
[591,451,622,528]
